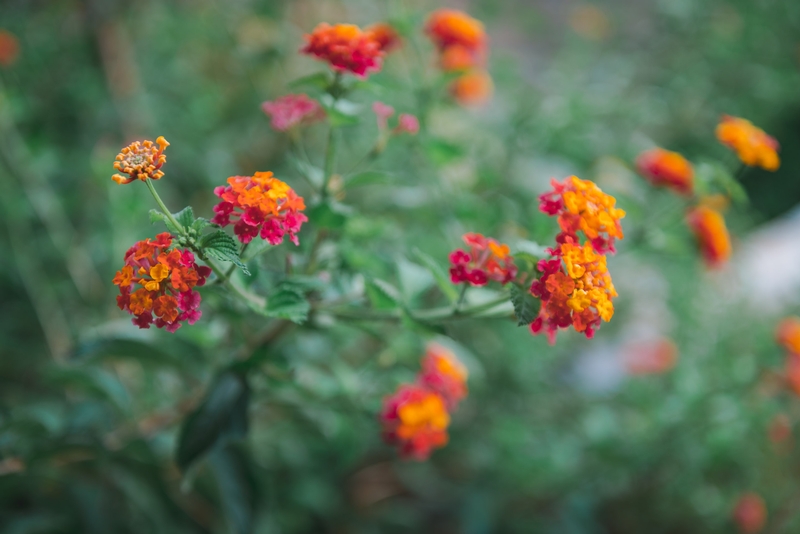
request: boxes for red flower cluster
[733,493,767,534]
[380,343,468,460]
[425,9,493,106]
[449,232,517,286]
[538,175,626,254]
[211,171,307,246]
[301,23,385,78]
[113,233,211,332]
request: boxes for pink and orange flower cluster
[380,343,468,460]
[113,233,211,332]
[531,176,624,343]
[212,171,307,246]
[449,233,517,286]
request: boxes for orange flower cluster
[733,493,767,534]
[380,343,468,460]
[112,136,170,185]
[212,171,307,246]
[538,175,626,254]
[777,317,800,396]
[113,233,211,332]
[530,241,618,344]
[686,205,731,268]
[365,22,401,53]
[301,23,385,78]
[425,9,492,106]
[449,232,517,286]
[716,115,780,171]
[635,148,695,196]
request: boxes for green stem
[145,178,183,233]
[326,293,511,325]
[454,285,468,313]
[321,124,338,201]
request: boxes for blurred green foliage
[1,0,800,532]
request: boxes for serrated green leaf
[265,286,310,324]
[413,248,460,302]
[192,217,212,232]
[201,230,250,276]
[175,371,249,473]
[509,283,540,326]
[174,206,194,229]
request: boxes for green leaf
[320,96,361,127]
[509,283,540,326]
[424,138,464,166]
[397,258,434,302]
[346,171,393,188]
[265,285,310,324]
[174,206,194,229]
[175,371,249,473]
[413,248,460,302]
[288,154,324,188]
[288,72,331,91]
[209,445,255,534]
[366,279,402,310]
[149,209,181,233]
[192,217,212,232]
[201,230,250,276]
[308,202,349,230]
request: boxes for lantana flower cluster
[261,94,325,132]
[425,9,493,106]
[449,232,517,286]
[212,171,308,245]
[716,115,780,171]
[636,147,695,196]
[531,176,625,343]
[380,344,468,460]
[301,23,387,78]
[113,233,211,332]
[686,204,731,269]
[112,136,170,185]
[777,317,800,396]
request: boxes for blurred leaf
[346,171,393,188]
[209,445,256,534]
[308,202,349,230]
[265,284,310,324]
[366,279,402,310]
[288,154,324,188]
[173,206,194,229]
[509,283,539,326]
[413,248,459,302]
[397,258,434,302]
[175,371,249,473]
[201,230,250,275]
[320,96,361,127]
[288,72,331,91]
[423,138,464,165]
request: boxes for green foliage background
[1,0,799,532]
